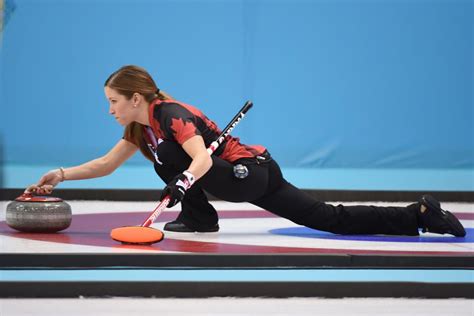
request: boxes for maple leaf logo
[170,118,197,143]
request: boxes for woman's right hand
[25,169,64,195]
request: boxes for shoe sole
[196,228,219,233]
[164,230,220,233]
[421,195,466,237]
[163,227,219,233]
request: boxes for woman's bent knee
[156,141,191,168]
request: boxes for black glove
[161,171,196,207]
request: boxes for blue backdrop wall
[1,0,472,176]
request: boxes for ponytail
[157,90,173,101]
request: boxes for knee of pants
[153,162,176,183]
[156,140,191,168]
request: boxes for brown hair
[105,65,173,162]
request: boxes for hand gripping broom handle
[141,101,254,227]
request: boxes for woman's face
[104,86,135,126]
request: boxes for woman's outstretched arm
[26,139,138,194]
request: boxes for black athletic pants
[154,141,421,235]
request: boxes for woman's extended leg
[252,160,421,235]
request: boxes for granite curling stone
[6,193,72,233]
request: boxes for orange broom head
[110,226,164,245]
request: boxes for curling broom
[110,101,253,244]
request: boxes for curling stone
[6,193,72,233]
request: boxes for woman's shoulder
[152,99,203,119]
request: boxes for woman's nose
[109,104,114,114]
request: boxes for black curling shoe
[419,195,466,237]
[163,220,219,233]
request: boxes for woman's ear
[133,93,141,107]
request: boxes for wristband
[182,170,196,187]
[59,167,66,182]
